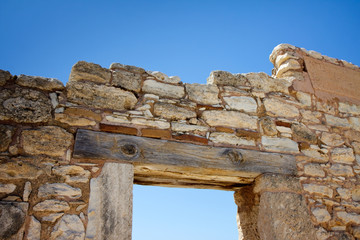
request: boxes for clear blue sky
[1,0,360,239]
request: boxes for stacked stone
[0,43,360,239]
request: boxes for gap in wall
[133,185,238,240]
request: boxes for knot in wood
[120,144,137,156]
[225,149,244,166]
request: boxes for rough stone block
[223,96,257,113]
[207,70,249,86]
[131,118,170,129]
[337,211,360,225]
[0,183,16,194]
[27,216,41,240]
[67,81,137,111]
[0,201,28,240]
[16,74,64,91]
[261,136,299,154]
[202,110,258,130]
[264,98,299,118]
[0,88,52,123]
[171,122,208,133]
[142,80,185,99]
[50,214,85,240]
[245,72,291,94]
[291,123,317,143]
[304,163,325,177]
[0,160,43,180]
[260,117,277,136]
[209,132,255,146]
[55,113,96,126]
[320,132,344,147]
[69,61,111,84]
[328,164,354,177]
[52,165,91,183]
[33,199,70,212]
[303,184,333,198]
[64,107,102,122]
[0,70,11,86]
[311,208,331,223]
[185,83,220,105]
[154,102,196,120]
[331,147,355,164]
[22,126,73,157]
[38,183,81,199]
[254,174,302,194]
[0,124,15,152]
[339,102,360,115]
[112,69,142,92]
[325,114,350,128]
[110,63,146,74]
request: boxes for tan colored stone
[207,71,249,86]
[254,174,302,193]
[27,216,41,240]
[16,74,64,91]
[38,183,81,199]
[105,115,130,124]
[55,113,96,126]
[303,184,333,198]
[275,53,299,68]
[64,108,102,122]
[260,117,277,136]
[67,81,137,111]
[142,80,185,99]
[301,148,328,163]
[321,132,344,147]
[0,88,52,123]
[171,122,208,133]
[291,123,317,143]
[264,98,299,118]
[311,208,331,223]
[352,142,360,155]
[50,214,85,240]
[303,163,325,177]
[22,126,73,157]
[52,165,91,183]
[300,110,321,123]
[276,59,302,78]
[269,43,296,64]
[131,118,170,129]
[331,147,355,164]
[261,136,299,154]
[33,199,70,212]
[316,227,332,240]
[185,83,220,105]
[69,61,111,84]
[223,96,257,113]
[245,72,291,94]
[209,132,255,146]
[352,188,360,202]
[337,211,360,225]
[350,117,360,131]
[0,125,14,152]
[339,102,360,115]
[0,183,16,194]
[42,213,64,223]
[328,164,354,177]
[110,63,146,74]
[296,92,312,107]
[202,110,257,130]
[325,114,350,128]
[23,181,32,202]
[337,188,351,200]
[0,160,43,180]
[112,69,142,92]
[148,71,180,84]
[0,70,11,86]
[154,102,196,120]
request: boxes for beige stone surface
[38,183,81,199]
[337,188,351,200]
[131,118,170,129]
[207,70,249,86]
[55,113,96,126]
[261,136,299,154]
[110,63,146,74]
[321,132,344,146]
[16,74,64,91]
[112,69,142,92]
[23,181,32,202]
[311,208,331,223]
[223,96,257,113]
[296,91,312,107]
[33,199,70,212]
[331,147,355,164]
[0,124,14,152]
[245,72,291,94]
[209,132,255,146]
[329,164,354,177]
[50,214,85,240]
[303,184,333,198]
[0,88,52,123]
[337,211,360,225]
[352,188,360,201]
[42,213,64,223]
[260,117,277,136]
[339,102,360,115]
[185,83,220,105]
[202,110,258,130]
[142,79,185,99]
[69,61,111,84]
[0,183,16,194]
[67,81,137,111]
[52,165,91,183]
[254,174,302,194]
[22,126,73,157]
[0,160,43,180]
[154,102,196,120]
[303,163,325,177]
[300,110,321,123]
[27,216,41,240]
[301,148,328,163]
[264,98,299,118]
[276,59,302,78]
[325,114,350,128]
[291,123,317,143]
[171,122,208,133]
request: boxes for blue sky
[1,0,360,239]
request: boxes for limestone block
[352,188,360,201]
[148,71,181,84]
[207,70,249,86]
[202,110,258,130]
[320,132,344,147]
[154,102,196,120]
[301,148,328,163]
[171,122,208,133]
[185,83,220,105]
[86,163,133,240]
[312,208,331,224]
[27,216,41,240]
[329,164,354,177]
[269,43,296,64]
[50,214,85,240]
[300,110,321,124]
[0,70,11,86]
[0,160,43,180]
[223,96,257,113]
[69,61,111,84]
[325,114,350,128]
[275,53,299,68]
[52,165,91,183]
[55,113,96,127]
[112,69,142,92]
[316,101,336,115]
[22,126,73,157]
[337,211,360,225]
[261,136,299,154]
[257,192,316,240]
[260,117,277,136]
[33,199,70,212]
[38,183,81,199]
[105,115,130,124]
[264,98,299,118]
[339,102,360,115]
[254,174,302,194]
[316,227,332,240]
[350,117,360,131]
[291,123,317,143]
[142,80,185,99]
[0,183,16,194]
[64,108,102,122]
[67,81,137,111]
[209,132,255,146]
[245,72,291,94]
[131,118,170,129]
[23,181,32,202]
[303,163,325,177]
[303,184,333,198]
[16,74,64,91]
[110,63,146,75]
[0,88,52,123]
[0,201,28,240]
[0,124,14,152]
[275,59,302,78]
[331,147,355,164]
[337,188,351,200]
[295,92,312,107]
[42,213,64,223]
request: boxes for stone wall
[0,43,360,239]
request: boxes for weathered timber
[73,129,297,190]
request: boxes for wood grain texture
[73,129,297,190]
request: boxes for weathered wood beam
[73,129,297,190]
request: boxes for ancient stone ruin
[1,43,360,239]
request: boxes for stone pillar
[234,174,317,240]
[86,162,134,240]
